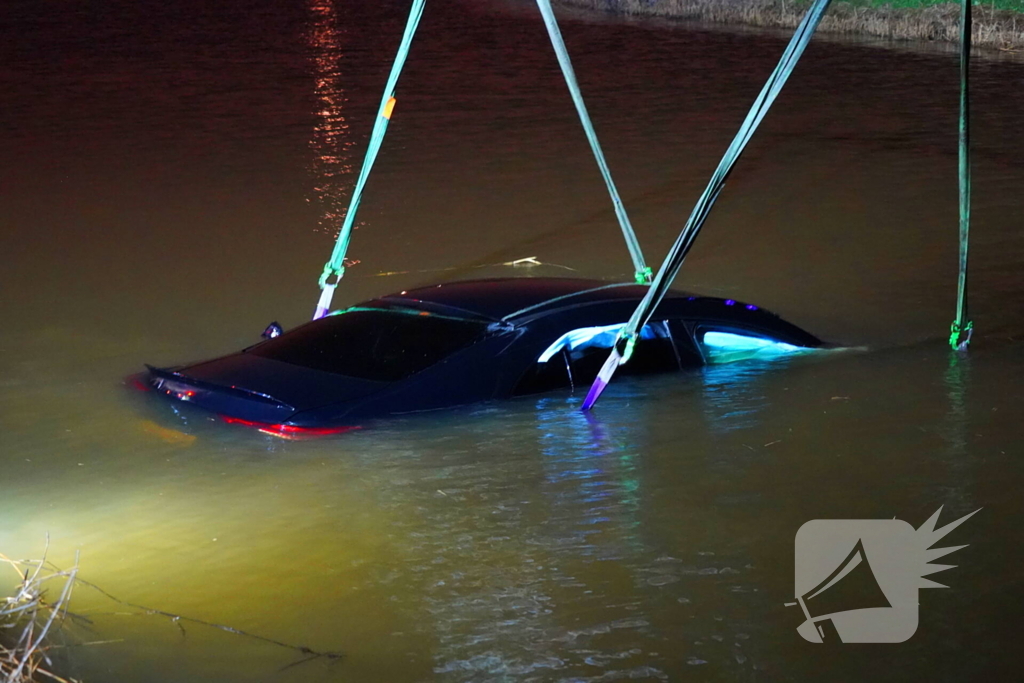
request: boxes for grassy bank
[554,0,1024,50]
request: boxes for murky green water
[2,0,1023,680]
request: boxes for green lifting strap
[582,0,834,410]
[951,0,973,351]
[314,0,426,319]
[534,0,650,284]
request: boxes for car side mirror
[262,322,283,339]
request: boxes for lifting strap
[582,0,834,410]
[534,0,650,284]
[314,0,656,320]
[314,0,426,320]
[950,0,973,351]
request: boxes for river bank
[553,0,1024,50]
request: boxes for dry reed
[555,0,1024,51]
[3,541,344,682]
[1,542,81,683]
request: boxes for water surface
[2,0,1022,680]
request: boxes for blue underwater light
[537,324,656,363]
[700,331,806,364]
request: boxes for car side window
[513,321,692,397]
[690,325,808,364]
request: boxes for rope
[314,0,427,320]
[534,0,651,284]
[951,0,973,351]
[582,0,834,410]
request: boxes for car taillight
[150,376,203,402]
[220,416,359,440]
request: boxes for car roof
[370,277,684,322]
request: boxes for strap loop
[616,333,637,365]
[949,320,973,352]
[319,263,345,289]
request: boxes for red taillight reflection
[220,416,360,440]
[129,377,152,392]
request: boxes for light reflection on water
[701,361,776,433]
[307,0,356,234]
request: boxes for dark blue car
[145,278,821,437]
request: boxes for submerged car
[144,278,822,437]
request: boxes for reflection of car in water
[144,278,822,437]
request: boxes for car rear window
[248,309,487,381]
